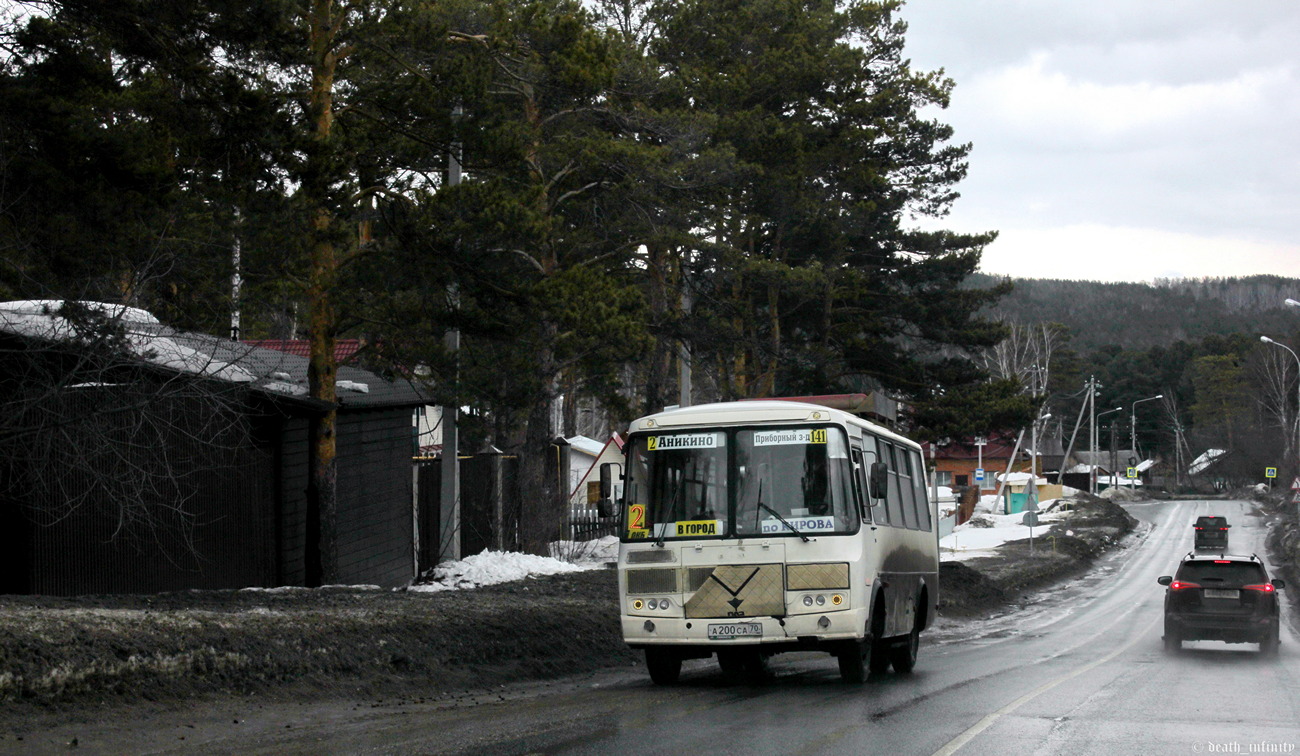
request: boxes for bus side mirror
[597,463,616,518]
[870,462,888,500]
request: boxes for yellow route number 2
[627,504,648,538]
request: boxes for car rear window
[1176,561,1265,584]
[1195,517,1226,527]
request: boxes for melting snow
[409,537,617,593]
[939,498,1067,561]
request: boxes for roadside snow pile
[939,503,1066,561]
[409,549,604,593]
[1100,485,1143,502]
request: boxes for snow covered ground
[939,495,1070,562]
[408,536,619,592]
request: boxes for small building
[567,434,625,513]
[924,433,1022,492]
[0,301,429,595]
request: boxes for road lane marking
[928,615,1159,756]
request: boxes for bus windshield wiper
[759,498,806,540]
[654,486,681,548]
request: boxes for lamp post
[1094,406,1123,494]
[1285,298,1300,309]
[1130,394,1164,490]
[1261,335,1300,478]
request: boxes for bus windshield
[622,426,859,541]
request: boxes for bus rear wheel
[645,648,681,685]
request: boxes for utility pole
[1085,376,1102,495]
[439,105,464,562]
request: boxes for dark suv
[1193,516,1229,550]
[1158,553,1284,654]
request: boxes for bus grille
[684,564,784,618]
[626,568,678,594]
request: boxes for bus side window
[909,449,932,531]
[851,448,871,523]
[897,446,918,529]
[882,442,906,527]
[870,438,891,526]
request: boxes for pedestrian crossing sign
[1266,467,1277,479]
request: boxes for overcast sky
[898,1,1300,284]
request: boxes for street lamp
[1285,298,1300,308]
[1261,335,1300,477]
[1130,394,1164,490]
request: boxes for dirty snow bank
[409,537,617,593]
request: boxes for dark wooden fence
[418,453,521,570]
[417,446,619,570]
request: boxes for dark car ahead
[1193,515,1229,550]
[1158,553,1283,654]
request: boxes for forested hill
[971,274,1300,352]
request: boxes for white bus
[606,399,938,684]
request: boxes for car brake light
[1243,583,1275,593]
[1194,527,1202,530]
[1170,581,1200,591]
[1214,560,1231,563]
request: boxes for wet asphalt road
[11,499,1300,755]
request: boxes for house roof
[244,338,362,364]
[0,301,428,411]
[566,435,606,457]
[1189,448,1227,475]
[923,433,1021,460]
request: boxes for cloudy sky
[898,1,1300,283]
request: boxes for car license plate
[708,623,762,640]
[1204,589,1239,599]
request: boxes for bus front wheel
[889,621,921,673]
[837,639,870,683]
[645,648,681,685]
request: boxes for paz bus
[604,399,938,684]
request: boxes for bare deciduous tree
[0,301,260,552]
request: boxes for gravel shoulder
[0,494,1140,737]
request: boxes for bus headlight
[802,595,814,607]
[632,599,644,610]
[815,595,826,606]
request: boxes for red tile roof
[243,339,362,364]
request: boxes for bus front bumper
[622,607,867,649]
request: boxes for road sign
[1292,477,1300,491]
[974,467,985,482]
[1022,511,1039,527]
[1126,467,1137,479]
[1266,467,1278,479]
